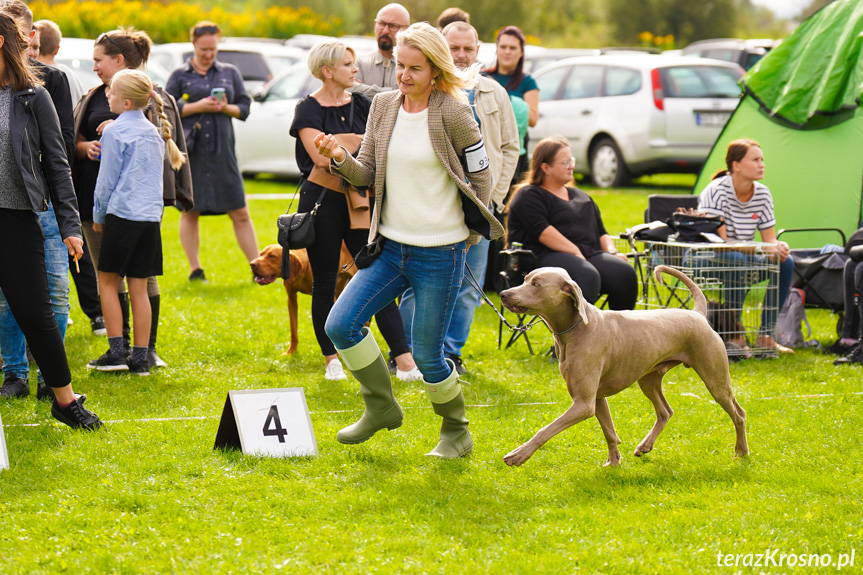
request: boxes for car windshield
[658,66,742,98]
[266,66,318,101]
[265,55,303,77]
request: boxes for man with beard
[352,3,410,97]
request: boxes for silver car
[529,54,744,187]
[233,61,320,178]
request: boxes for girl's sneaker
[128,359,150,377]
[87,351,129,371]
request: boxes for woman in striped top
[698,139,794,354]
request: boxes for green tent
[693,0,863,249]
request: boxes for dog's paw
[603,453,621,467]
[282,346,298,356]
[634,443,652,457]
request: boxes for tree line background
[34,0,835,46]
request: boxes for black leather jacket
[11,84,81,239]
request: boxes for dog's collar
[553,317,582,335]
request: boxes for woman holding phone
[165,20,257,283]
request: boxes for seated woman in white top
[698,138,794,354]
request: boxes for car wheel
[590,138,629,188]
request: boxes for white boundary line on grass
[5,393,863,428]
[4,402,562,428]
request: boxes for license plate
[695,111,730,126]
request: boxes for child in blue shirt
[89,69,186,375]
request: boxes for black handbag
[667,212,723,242]
[342,236,386,272]
[277,188,326,251]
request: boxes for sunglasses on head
[96,32,123,54]
[194,25,220,36]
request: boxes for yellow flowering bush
[29,1,339,44]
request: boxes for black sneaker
[90,315,107,336]
[51,397,103,430]
[36,382,87,404]
[128,359,150,377]
[147,348,167,368]
[834,345,863,366]
[189,268,208,283]
[447,354,467,375]
[36,380,52,401]
[87,350,129,371]
[387,357,397,375]
[823,339,857,356]
[0,374,29,398]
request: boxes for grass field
[1,177,861,574]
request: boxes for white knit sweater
[379,106,469,247]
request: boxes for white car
[233,61,320,178]
[529,54,744,187]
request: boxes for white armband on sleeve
[463,139,489,173]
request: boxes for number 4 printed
[262,405,288,443]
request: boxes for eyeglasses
[553,157,576,168]
[193,25,220,36]
[375,20,407,33]
[96,32,124,55]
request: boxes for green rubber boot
[336,327,403,444]
[425,359,472,459]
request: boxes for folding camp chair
[497,247,544,353]
[639,194,700,308]
[778,227,849,335]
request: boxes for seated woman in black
[507,136,637,310]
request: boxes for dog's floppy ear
[561,278,589,326]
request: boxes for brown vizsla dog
[250,244,355,354]
[499,265,748,467]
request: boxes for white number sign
[214,388,317,457]
[0,411,8,471]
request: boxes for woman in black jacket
[0,12,101,429]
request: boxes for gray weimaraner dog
[499,265,748,467]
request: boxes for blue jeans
[713,250,794,335]
[400,236,489,358]
[0,205,69,379]
[326,239,466,383]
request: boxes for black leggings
[538,250,638,310]
[0,209,72,387]
[840,259,863,339]
[299,184,409,357]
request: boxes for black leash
[462,263,544,333]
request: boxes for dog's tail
[653,265,707,317]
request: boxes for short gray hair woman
[307,41,356,80]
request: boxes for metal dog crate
[636,240,780,357]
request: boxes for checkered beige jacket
[333,89,504,245]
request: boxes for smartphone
[210,87,226,99]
